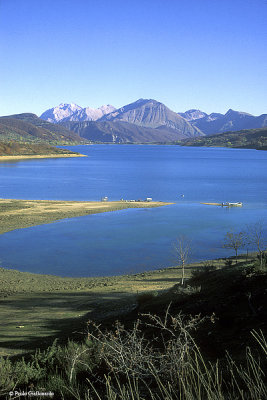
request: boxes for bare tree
[246,221,266,266]
[174,236,191,285]
[223,231,244,264]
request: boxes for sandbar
[0,199,173,234]
[0,153,86,161]
[201,202,222,206]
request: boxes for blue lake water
[0,145,266,277]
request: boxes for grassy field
[0,253,266,400]
[0,265,182,357]
[0,199,172,234]
[0,198,172,356]
[0,255,248,358]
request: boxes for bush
[254,259,267,273]
[191,262,215,279]
[83,312,267,400]
[224,258,233,267]
[136,291,158,307]
[0,313,266,399]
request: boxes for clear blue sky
[0,0,266,116]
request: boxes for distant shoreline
[0,153,86,161]
[0,199,173,234]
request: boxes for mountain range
[41,103,116,123]
[40,100,267,143]
[59,99,203,143]
[178,108,267,135]
[61,120,197,143]
[1,99,266,146]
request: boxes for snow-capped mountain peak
[40,103,116,123]
[178,109,208,122]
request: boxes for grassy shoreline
[0,199,172,234]
[0,198,173,356]
[0,252,255,357]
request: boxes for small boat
[222,202,243,207]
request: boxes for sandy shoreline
[0,199,173,234]
[0,153,86,161]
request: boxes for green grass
[0,255,266,398]
[0,253,261,358]
[0,265,177,357]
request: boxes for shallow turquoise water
[0,145,266,276]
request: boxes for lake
[0,145,266,276]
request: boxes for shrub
[224,258,233,267]
[191,262,215,279]
[136,291,158,307]
[83,312,267,400]
[0,313,266,399]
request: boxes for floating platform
[223,202,243,207]
[201,202,243,207]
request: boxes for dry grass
[0,199,172,234]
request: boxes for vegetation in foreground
[179,127,267,150]
[0,255,266,399]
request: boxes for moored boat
[222,202,243,207]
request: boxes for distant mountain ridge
[178,108,267,135]
[39,99,267,143]
[46,99,203,142]
[1,100,266,146]
[0,113,85,144]
[41,99,202,135]
[99,99,202,137]
[61,119,199,143]
[178,109,208,121]
[40,101,267,139]
[180,127,267,150]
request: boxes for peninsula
[0,142,86,161]
[0,199,172,234]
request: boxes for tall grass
[0,310,266,399]
[81,310,266,400]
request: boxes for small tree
[223,231,244,264]
[246,221,266,266]
[174,236,190,285]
